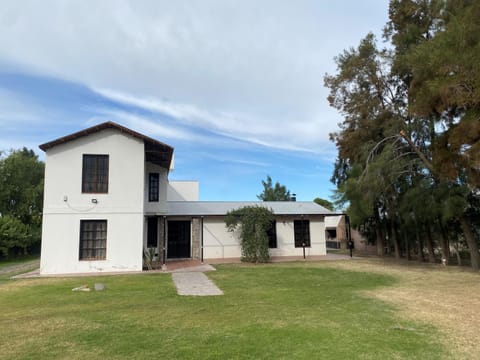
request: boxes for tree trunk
[425,226,436,263]
[375,226,384,257]
[459,216,480,270]
[373,205,384,257]
[437,221,450,265]
[404,231,411,261]
[416,229,425,262]
[390,221,401,259]
[453,241,462,266]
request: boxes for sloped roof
[167,201,334,216]
[39,121,174,168]
[325,215,343,228]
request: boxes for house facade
[39,122,332,275]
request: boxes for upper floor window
[82,155,109,193]
[149,173,159,202]
[294,220,310,247]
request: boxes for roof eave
[39,121,174,169]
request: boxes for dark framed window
[82,155,109,193]
[267,221,277,248]
[294,220,310,247]
[79,220,107,260]
[149,173,159,202]
[147,217,158,248]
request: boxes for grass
[1,260,476,359]
[319,259,480,359]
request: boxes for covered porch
[143,215,203,270]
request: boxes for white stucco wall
[41,213,144,274]
[202,215,326,260]
[167,181,199,201]
[270,216,326,257]
[203,218,242,259]
[40,129,146,274]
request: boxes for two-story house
[39,122,332,275]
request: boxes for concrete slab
[172,272,223,296]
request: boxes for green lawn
[0,263,444,359]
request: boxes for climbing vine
[225,206,274,263]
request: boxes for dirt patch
[318,259,480,359]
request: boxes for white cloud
[87,108,203,143]
[0,0,390,152]
[198,152,271,168]
[93,87,323,152]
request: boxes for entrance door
[167,221,191,258]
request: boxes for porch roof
[166,201,334,216]
[325,215,343,229]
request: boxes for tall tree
[325,33,416,258]
[385,0,480,269]
[0,148,44,257]
[257,175,292,201]
[325,0,480,270]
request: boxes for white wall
[40,129,146,274]
[167,181,199,201]
[202,215,326,260]
[41,213,144,274]
[270,216,326,257]
[203,218,241,259]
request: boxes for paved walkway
[172,271,223,296]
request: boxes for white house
[39,122,332,275]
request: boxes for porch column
[162,216,167,268]
[191,217,201,260]
[157,216,165,260]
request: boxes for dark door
[167,221,191,258]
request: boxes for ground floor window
[79,220,107,260]
[294,220,310,247]
[267,220,277,248]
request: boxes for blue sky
[0,0,390,202]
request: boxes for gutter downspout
[162,216,167,270]
[201,216,204,263]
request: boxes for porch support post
[191,217,201,260]
[162,216,167,270]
